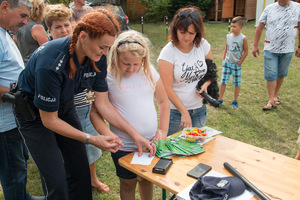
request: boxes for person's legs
[120,178,137,200]
[263,51,279,110]
[266,80,277,104]
[111,150,138,199]
[296,128,300,160]
[219,61,231,103]
[138,176,153,200]
[232,64,242,101]
[58,107,92,200]
[219,84,227,102]
[168,109,183,136]
[234,86,240,101]
[274,77,284,104]
[274,52,293,103]
[190,105,207,128]
[89,162,110,192]
[0,128,30,200]
[16,114,70,200]
[296,147,300,160]
[76,105,108,192]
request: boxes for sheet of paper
[130,152,155,165]
[176,170,255,200]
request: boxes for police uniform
[16,36,108,200]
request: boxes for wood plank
[119,135,300,199]
[222,0,234,18]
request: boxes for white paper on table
[130,152,155,165]
[202,126,222,137]
[176,170,255,200]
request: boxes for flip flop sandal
[262,102,277,111]
[92,182,110,193]
[274,97,281,105]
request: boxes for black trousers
[15,106,92,200]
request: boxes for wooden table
[119,135,300,200]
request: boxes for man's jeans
[0,128,30,200]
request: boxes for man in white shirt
[252,0,300,111]
[0,0,44,199]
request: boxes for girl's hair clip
[117,40,142,48]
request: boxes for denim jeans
[168,105,207,136]
[0,128,30,200]
[264,50,294,81]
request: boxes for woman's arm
[92,91,155,157]
[151,78,170,142]
[39,109,122,152]
[31,24,49,46]
[158,59,192,128]
[90,103,115,137]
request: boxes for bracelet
[85,133,90,144]
[298,45,300,48]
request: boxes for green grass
[1,20,299,200]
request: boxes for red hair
[68,9,120,79]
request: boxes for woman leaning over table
[44,4,111,193]
[14,10,126,200]
[158,6,213,136]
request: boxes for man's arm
[295,21,300,57]
[0,85,9,102]
[252,22,265,57]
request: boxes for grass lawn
[1,20,299,200]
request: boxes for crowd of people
[0,0,299,199]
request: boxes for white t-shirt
[107,65,160,151]
[157,39,211,110]
[259,1,300,53]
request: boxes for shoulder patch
[35,45,45,53]
[50,52,69,74]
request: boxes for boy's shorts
[111,150,137,179]
[264,50,293,81]
[221,61,242,87]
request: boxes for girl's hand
[180,112,192,128]
[151,129,168,143]
[92,135,123,153]
[133,134,156,157]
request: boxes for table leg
[162,189,176,200]
[162,188,166,200]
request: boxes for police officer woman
[15,10,127,200]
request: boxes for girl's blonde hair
[44,4,72,28]
[29,0,45,22]
[108,30,154,89]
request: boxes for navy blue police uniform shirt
[18,36,108,112]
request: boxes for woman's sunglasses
[178,10,201,21]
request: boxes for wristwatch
[85,133,90,144]
[298,45,300,48]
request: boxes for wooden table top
[119,135,300,200]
